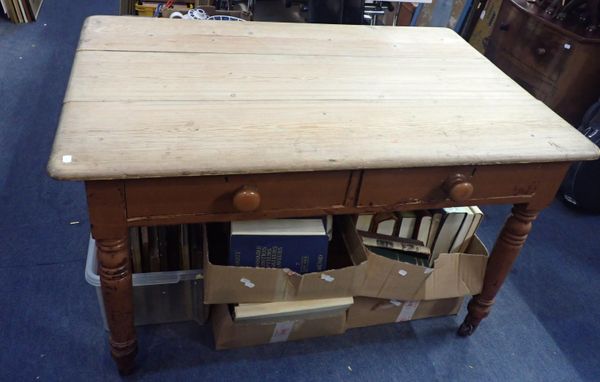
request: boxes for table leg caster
[114,348,137,376]
[457,321,478,337]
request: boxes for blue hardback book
[229,219,329,274]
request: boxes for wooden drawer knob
[233,186,261,212]
[443,174,474,202]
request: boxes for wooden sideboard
[48,17,599,374]
[486,0,600,126]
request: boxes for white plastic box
[85,238,206,330]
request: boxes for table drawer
[357,164,557,208]
[126,171,352,219]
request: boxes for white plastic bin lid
[85,237,203,287]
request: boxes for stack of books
[1,0,43,23]
[357,207,483,267]
[128,224,203,273]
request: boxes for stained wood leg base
[111,339,138,376]
[457,296,494,337]
[457,320,478,337]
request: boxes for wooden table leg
[458,203,540,336]
[86,181,137,374]
[97,237,137,374]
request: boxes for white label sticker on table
[240,278,255,288]
[398,269,408,277]
[396,301,420,322]
[270,321,295,343]
[321,274,335,282]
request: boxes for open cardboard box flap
[203,218,368,304]
[353,228,489,301]
[203,216,488,304]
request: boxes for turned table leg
[86,181,137,374]
[97,237,137,374]
[458,204,540,336]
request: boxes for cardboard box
[346,296,464,329]
[204,216,487,304]
[212,304,347,350]
[203,218,367,304]
[354,232,489,301]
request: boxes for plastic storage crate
[85,238,205,330]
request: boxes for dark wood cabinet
[486,0,600,126]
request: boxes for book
[376,218,396,235]
[234,297,354,322]
[397,211,416,239]
[449,207,475,253]
[356,214,374,232]
[459,206,484,253]
[149,227,161,272]
[229,219,329,274]
[359,231,430,258]
[189,224,203,270]
[157,227,169,271]
[28,0,43,19]
[129,227,142,273]
[365,246,431,267]
[325,215,333,241]
[179,224,191,270]
[426,210,443,249]
[372,212,399,236]
[140,227,150,272]
[431,208,468,258]
[413,210,432,245]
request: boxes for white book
[449,207,475,253]
[234,297,354,322]
[361,234,431,257]
[415,212,432,245]
[376,218,396,236]
[231,219,325,235]
[426,211,443,249]
[356,214,373,232]
[459,206,484,253]
[397,211,416,239]
[431,208,467,258]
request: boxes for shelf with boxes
[85,207,488,349]
[203,211,489,350]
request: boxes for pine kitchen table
[48,16,599,374]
